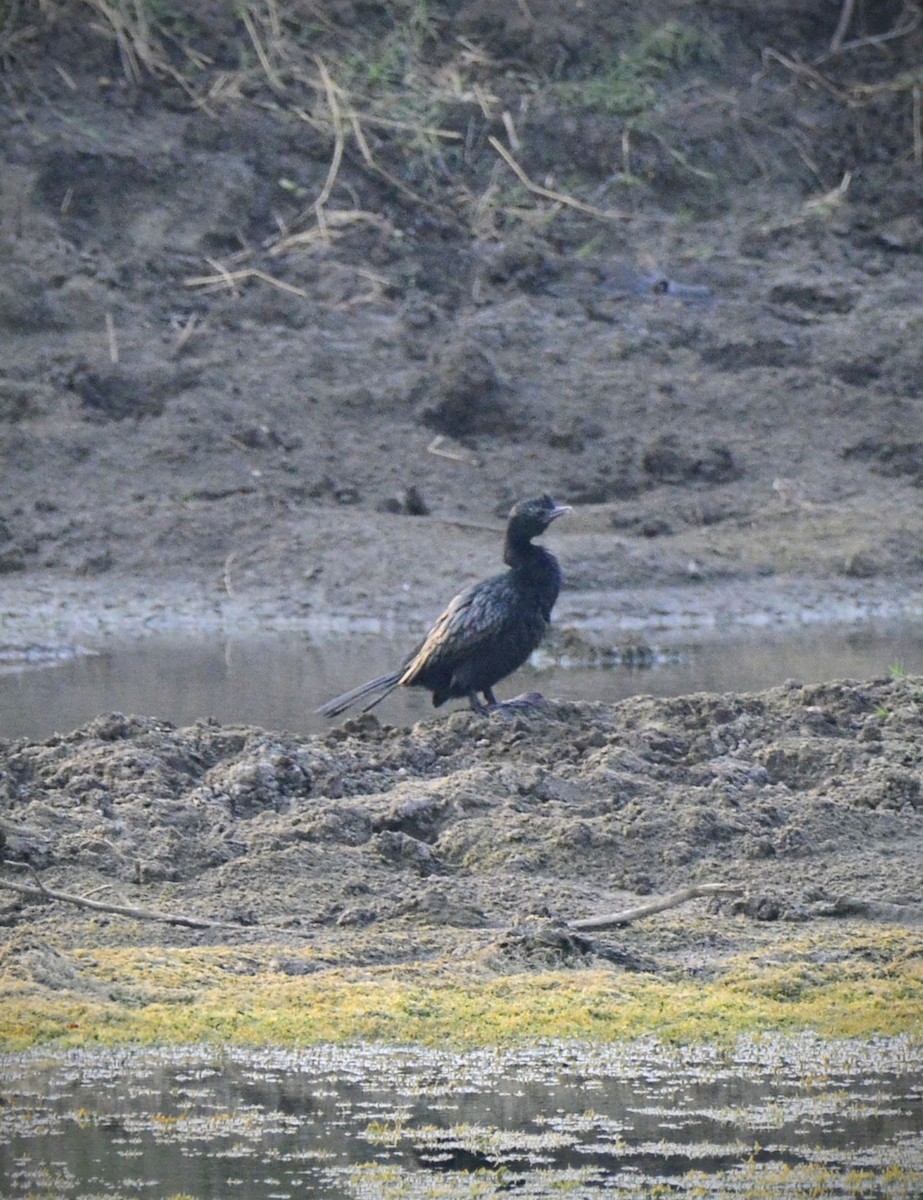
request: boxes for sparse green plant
[554,19,722,117]
[637,19,723,73]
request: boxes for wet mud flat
[3,1036,922,1200]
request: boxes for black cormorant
[317,493,570,718]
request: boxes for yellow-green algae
[9,1168,923,1200]
[2,925,921,1052]
[327,1161,923,1199]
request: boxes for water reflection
[2,620,922,741]
[2,1038,921,1199]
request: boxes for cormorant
[317,493,570,718]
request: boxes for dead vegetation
[5,0,920,308]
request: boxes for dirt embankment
[1,0,922,625]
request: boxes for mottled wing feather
[399,576,517,686]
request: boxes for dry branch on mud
[0,862,231,931]
[569,883,744,931]
[1,857,744,936]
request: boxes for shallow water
[2,1037,921,1199]
[2,618,922,741]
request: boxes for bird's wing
[399,576,515,685]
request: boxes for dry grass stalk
[78,0,206,98]
[269,209,389,256]
[455,35,500,70]
[223,550,237,598]
[0,1,42,58]
[53,62,78,90]
[83,0,146,84]
[473,82,495,121]
[342,112,461,139]
[347,108,444,212]
[761,48,854,105]
[818,0,921,62]
[330,265,389,310]
[804,169,852,212]
[829,0,856,54]
[489,135,631,222]
[501,109,520,151]
[171,313,200,356]
[105,311,119,363]
[196,71,247,109]
[241,5,284,94]
[184,265,309,297]
[312,55,347,223]
[283,58,454,240]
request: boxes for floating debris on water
[1,1035,920,1198]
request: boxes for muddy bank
[2,675,922,1048]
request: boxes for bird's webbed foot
[467,689,550,716]
[487,691,551,716]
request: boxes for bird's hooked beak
[547,503,571,523]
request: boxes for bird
[317,493,570,718]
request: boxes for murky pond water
[2,618,922,741]
[2,1037,921,1199]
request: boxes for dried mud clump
[418,339,520,438]
[641,434,741,485]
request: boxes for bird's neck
[503,530,542,570]
[504,536,561,618]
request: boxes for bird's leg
[467,691,491,715]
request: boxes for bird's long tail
[316,671,403,718]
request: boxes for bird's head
[508,493,571,539]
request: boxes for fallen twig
[0,862,227,929]
[426,434,481,466]
[570,883,743,931]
